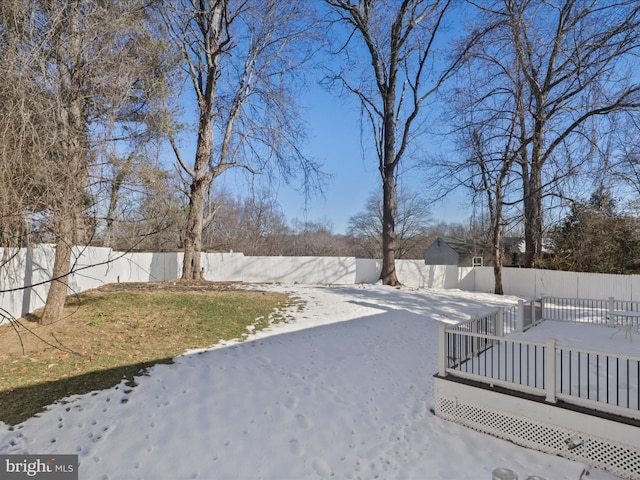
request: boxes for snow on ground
[0,284,624,479]
[510,319,640,356]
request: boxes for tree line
[2,0,640,323]
[95,185,461,261]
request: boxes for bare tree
[99,135,175,248]
[1,0,171,323]
[104,164,187,251]
[441,24,528,294]
[437,0,640,278]
[347,189,432,259]
[0,60,51,250]
[324,0,476,284]
[288,219,345,257]
[607,115,640,201]
[160,0,321,280]
[461,128,519,294]
[202,189,290,255]
[497,0,640,267]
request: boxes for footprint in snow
[289,438,303,456]
[311,458,334,478]
[296,413,310,429]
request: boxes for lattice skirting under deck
[435,394,640,479]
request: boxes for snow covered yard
[0,285,623,479]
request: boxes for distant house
[423,236,487,267]
[424,236,555,268]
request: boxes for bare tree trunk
[175,1,222,281]
[41,210,73,324]
[180,76,216,279]
[182,178,207,280]
[41,0,85,324]
[492,207,504,295]
[379,40,400,285]
[523,162,543,268]
[493,264,503,295]
[380,168,399,285]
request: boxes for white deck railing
[542,296,640,324]
[438,297,640,422]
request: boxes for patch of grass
[0,282,301,425]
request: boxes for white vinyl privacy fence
[0,246,475,321]
[0,246,180,321]
[5,244,640,321]
[474,266,640,301]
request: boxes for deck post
[545,338,557,403]
[516,300,524,332]
[438,324,446,377]
[608,296,614,313]
[496,308,504,337]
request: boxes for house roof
[436,236,555,255]
[430,236,483,256]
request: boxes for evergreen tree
[551,191,639,273]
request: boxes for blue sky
[205,80,472,235]
[277,85,381,233]
[270,83,471,234]
[266,5,473,234]
[168,3,474,236]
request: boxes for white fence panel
[120,252,158,283]
[535,269,576,299]
[0,248,27,320]
[472,267,494,293]
[477,267,640,301]
[125,251,180,283]
[72,248,179,287]
[16,245,53,317]
[492,268,574,299]
[632,275,640,302]
[233,256,357,284]
[0,245,55,319]
[150,251,180,282]
[398,262,472,289]
[458,267,475,291]
[26,245,55,314]
[576,271,633,301]
[202,252,247,282]
[355,259,380,283]
[397,260,427,287]
[69,246,117,292]
[503,268,538,298]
